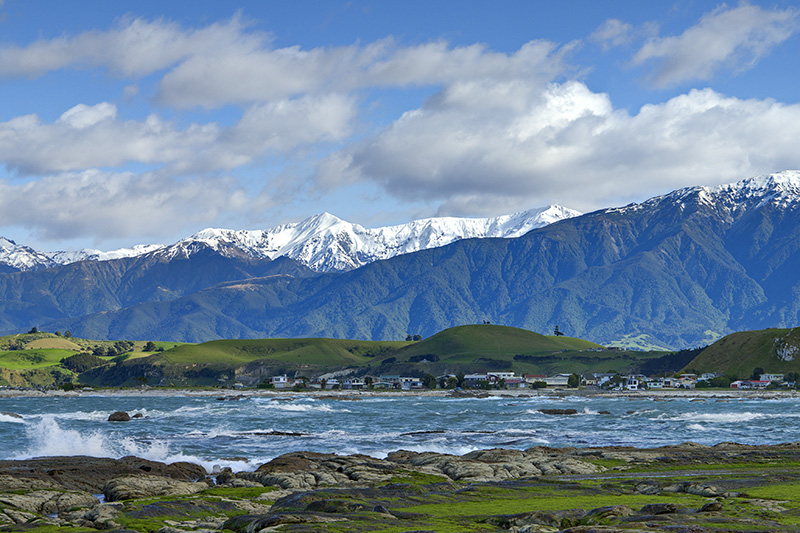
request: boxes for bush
[61,353,107,373]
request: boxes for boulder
[0,490,99,514]
[0,456,207,493]
[107,411,131,422]
[639,503,678,515]
[103,474,208,502]
[539,408,578,415]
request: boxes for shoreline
[1,386,796,400]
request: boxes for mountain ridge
[2,171,800,349]
[0,205,580,273]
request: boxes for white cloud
[0,14,264,79]
[322,82,800,215]
[0,96,355,175]
[590,19,634,50]
[0,170,274,242]
[631,3,799,87]
[0,15,572,109]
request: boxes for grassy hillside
[683,327,800,377]
[0,332,186,387]
[393,325,601,360]
[158,338,409,366]
[366,325,667,377]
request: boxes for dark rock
[131,413,143,419]
[584,505,634,520]
[639,503,678,514]
[0,412,22,419]
[699,501,724,512]
[107,411,130,422]
[539,408,578,415]
[0,456,206,493]
[598,410,611,415]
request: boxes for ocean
[1,392,798,473]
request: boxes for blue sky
[1,0,799,252]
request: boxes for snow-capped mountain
[159,205,581,272]
[610,170,800,216]
[0,205,580,273]
[0,237,57,271]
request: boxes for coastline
[1,386,796,400]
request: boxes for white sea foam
[687,424,708,431]
[16,415,170,460]
[657,412,769,423]
[0,413,25,424]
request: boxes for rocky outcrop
[107,411,131,421]
[103,474,210,502]
[233,446,605,490]
[238,452,401,490]
[0,456,206,493]
[0,490,99,514]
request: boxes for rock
[0,490,99,514]
[103,474,208,502]
[132,413,143,418]
[539,408,578,415]
[108,411,131,422]
[699,501,723,512]
[639,503,678,514]
[584,505,634,521]
[0,456,207,493]
[0,411,22,419]
[598,410,611,414]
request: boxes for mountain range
[0,205,580,273]
[1,171,799,349]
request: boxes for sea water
[1,393,798,473]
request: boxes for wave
[656,411,771,423]
[0,412,25,424]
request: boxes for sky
[1,0,799,252]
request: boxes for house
[760,373,784,383]
[504,378,527,389]
[624,376,641,390]
[543,374,570,387]
[270,375,292,389]
[524,374,547,384]
[342,377,366,390]
[487,371,516,382]
[464,373,488,388]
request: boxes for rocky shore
[1,385,796,400]
[2,442,800,531]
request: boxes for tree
[751,367,765,380]
[567,373,581,388]
[364,376,374,389]
[28,327,38,334]
[405,334,413,341]
[143,341,157,352]
[422,373,437,389]
[55,331,61,337]
[64,331,72,338]
[412,334,422,341]
[446,376,459,389]
[456,371,466,389]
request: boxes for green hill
[368,325,667,377]
[682,327,800,377]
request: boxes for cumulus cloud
[323,81,800,215]
[0,170,273,242]
[631,3,799,87]
[0,96,355,175]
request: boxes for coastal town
[266,371,796,391]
